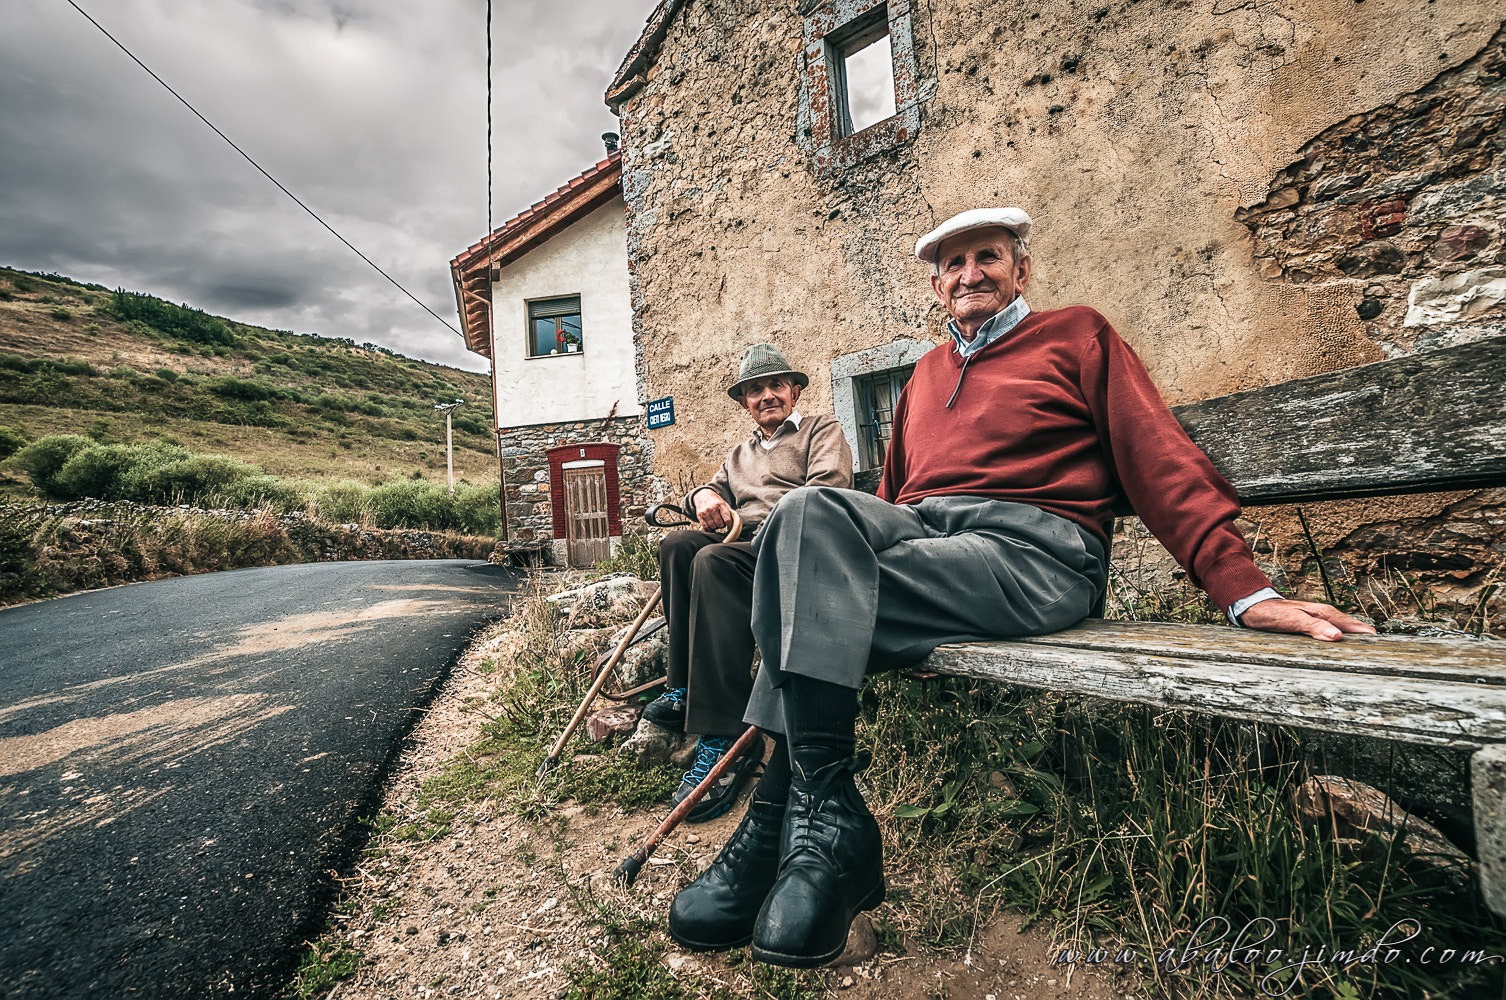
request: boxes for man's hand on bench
[1239,599,1377,642]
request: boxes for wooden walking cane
[613,724,762,886]
[535,508,741,779]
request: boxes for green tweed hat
[727,343,809,400]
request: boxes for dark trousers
[658,530,758,738]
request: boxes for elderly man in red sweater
[666,207,1375,967]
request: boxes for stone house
[604,0,1506,627]
[450,149,657,566]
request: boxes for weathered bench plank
[1173,337,1506,506]
[926,622,1506,749]
[1008,619,1506,686]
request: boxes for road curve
[0,558,522,998]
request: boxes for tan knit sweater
[682,412,854,534]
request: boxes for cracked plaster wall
[615,0,1506,627]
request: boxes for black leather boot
[750,758,885,968]
[667,796,784,951]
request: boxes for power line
[487,0,495,265]
[64,0,462,337]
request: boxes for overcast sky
[0,0,656,373]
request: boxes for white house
[450,147,655,567]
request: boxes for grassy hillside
[0,265,497,498]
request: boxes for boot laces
[682,736,733,785]
[786,760,854,852]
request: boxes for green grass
[291,941,361,998]
[3,433,502,534]
[0,500,494,605]
[593,533,661,580]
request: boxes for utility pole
[433,399,465,493]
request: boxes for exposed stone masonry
[1237,27,1506,362]
[497,415,661,545]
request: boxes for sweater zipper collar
[943,297,1031,409]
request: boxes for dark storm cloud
[0,0,655,372]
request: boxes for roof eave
[605,0,689,114]
[448,154,624,359]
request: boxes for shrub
[367,479,454,531]
[155,368,179,382]
[106,289,237,346]
[216,475,304,513]
[0,425,28,461]
[208,376,272,401]
[311,480,374,524]
[53,443,135,499]
[454,416,487,435]
[451,482,501,536]
[50,306,73,321]
[123,452,255,504]
[52,357,95,376]
[11,275,38,293]
[12,434,95,496]
[84,323,101,334]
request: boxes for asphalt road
[0,559,523,998]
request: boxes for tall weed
[859,675,1503,998]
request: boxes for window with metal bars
[855,364,914,470]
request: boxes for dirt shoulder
[296,613,1138,1000]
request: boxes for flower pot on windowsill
[566,344,579,353]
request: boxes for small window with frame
[828,8,895,137]
[799,0,924,174]
[527,295,583,358]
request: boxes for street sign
[646,396,675,429]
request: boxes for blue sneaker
[642,686,687,730]
[672,735,763,824]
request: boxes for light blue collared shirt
[945,295,1031,357]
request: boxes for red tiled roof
[449,151,623,358]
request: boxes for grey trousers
[743,487,1107,735]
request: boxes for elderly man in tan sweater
[644,343,853,823]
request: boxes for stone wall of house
[498,416,662,550]
[611,0,1506,629]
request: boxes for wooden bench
[856,337,1506,913]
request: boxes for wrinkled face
[738,375,802,434]
[929,227,1032,336]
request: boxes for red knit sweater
[877,305,1272,610]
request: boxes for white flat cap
[914,207,1033,264]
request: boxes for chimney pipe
[602,132,620,154]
